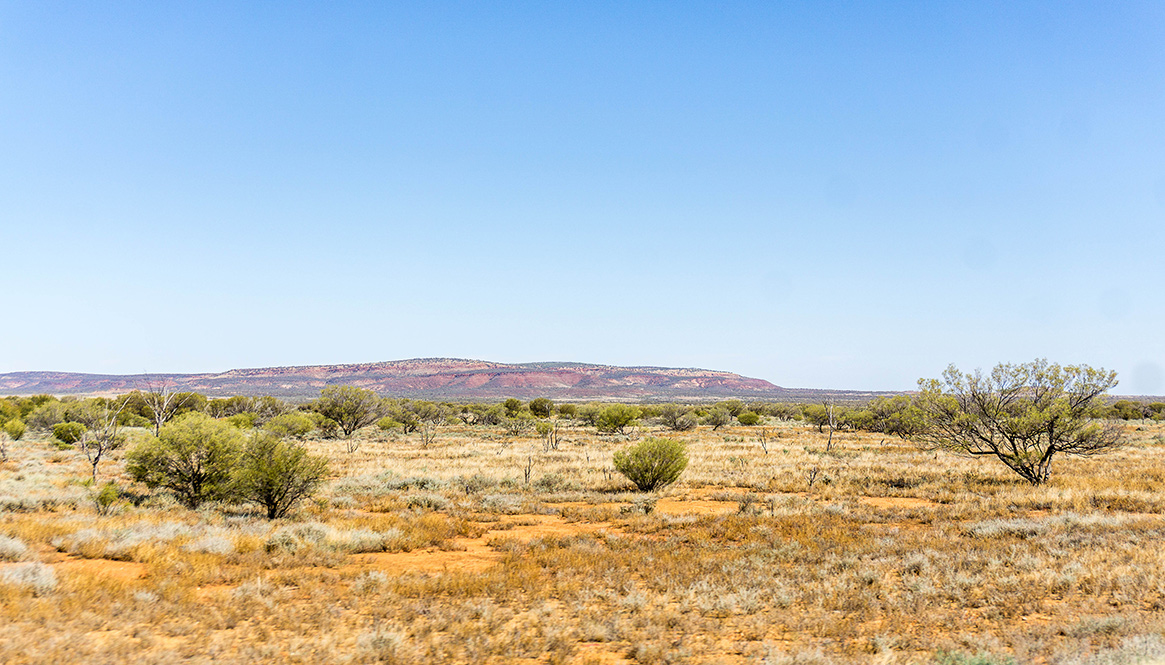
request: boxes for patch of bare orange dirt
[54,557,148,582]
[860,496,941,509]
[26,544,149,581]
[687,486,758,497]
[346,515,619,576]
[653,498,737,516]
[546,500,626,511]
[574,643,633,664]
[551,495,740,516]
[192,583,236,600]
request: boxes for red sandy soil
[859,496,942,509]
[344,514,619,575]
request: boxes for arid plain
[2,413,1164,664]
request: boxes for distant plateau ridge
[0,358,888,402]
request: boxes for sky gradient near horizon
[2,2,1163,392]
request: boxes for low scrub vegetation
[1,368,1164,664]
[613,437,689,491]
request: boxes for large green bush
[310,385,381,439]
[0,399,20,424]
[126,412,244,509]
[26,401,67,430]
[3,419,26,441]
[528,397,554,418]
[613,437,688,491]
[736,412,762,426]
[596,404,641,434]
[52,421,87,445]
[703,406,732,430]
[262,412,316,438]
[235,432,329,519]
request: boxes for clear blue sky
[2,2,1163,392]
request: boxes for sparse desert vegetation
[1,383,1164,664]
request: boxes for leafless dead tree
[140,376,194,437]
[77,397,130,483]
[823,401,838,452]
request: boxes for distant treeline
[1,390,1161,443]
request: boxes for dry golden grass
[0,420,1163,664]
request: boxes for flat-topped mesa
[212,358,506,379]
[0,358,888,402]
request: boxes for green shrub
[91,481,121,516]
[52,421,87,445]
[234,432,329,519]
[126,412,244,509]
[226,412,258,429]
[596,404,641,434]
[657,404,697,431]
[311,413,339,438]
[0,398,19,424]
[533,473,572,492]
[263,412,316,438]
[119,413,153,429]
[3,419,25,441]
[704,406,732,430]
[26,401,66,430]
[528,397,554,418]
[737,412,762,426]
[310,385,381,437]
[613,437,689,491]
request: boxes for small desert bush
[53,521,196,560]
[1059,634,1165,665]
[0,562,57,595]
[265,522,332,554]
[2,418,25,442]
[351,570,390,594]
[386,476,444,491]
[51,421,86,445]
[264,522,407,554]
[227,412,258,429]
[182,533,237,555]
[480,493,526,514]
[0,473,87,512]
[405,492,448,511]
[0,534,30,561]
[613,437,688,491]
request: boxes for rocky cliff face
[0,358,806,401]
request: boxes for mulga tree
[704,406,732,431]
[234,432,329,519]
[310,385,382,450]
[528,397,554,418]
[657,404,697,431]
[596,404,641,434]
[914,359,1123,485]
[126,412,244,509]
